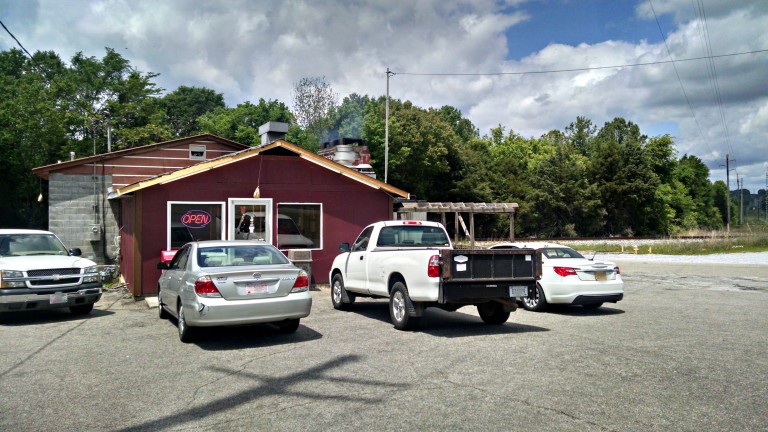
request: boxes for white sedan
[489,242,623,311]
[156,241,312,342]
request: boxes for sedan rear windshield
[541,247,584,259]
[197,245,290,267]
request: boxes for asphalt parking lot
[1,261,766,432]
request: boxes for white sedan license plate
[239,282,268,295]
[509,286,528,298]
[595,271,607,281]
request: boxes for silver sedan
[156,241,312,342]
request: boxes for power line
[0,19,34,59]
[393,49,768,76]
[648,0,712,155]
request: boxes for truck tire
[477,302,510,325]
[177,303,195,343]
[69,303,94,315]
[522,283,548,312]
[331,274,355,310]
[390,282,420,331]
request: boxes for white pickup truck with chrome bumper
[0,229,102,315]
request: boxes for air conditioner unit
[287,249,311,261]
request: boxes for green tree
[589,118,657,235]
[526,136,604,237]
[197,99,297,146]
[161,86,225,137]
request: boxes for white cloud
[1,0,766,190]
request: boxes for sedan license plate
[595,271,607,281]
[509,286,528,298]
[238,282,268,295]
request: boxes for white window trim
[166,201,226,250]
[189,144,206,160]
[227,198,274,243]
[277,202,323,251]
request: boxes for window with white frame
[167,202,225,249]
[277,203,321,249]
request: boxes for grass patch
[570,235,768,255]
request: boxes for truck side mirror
[69,248,82,256]
[339,242,350,253]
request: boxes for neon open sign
[180,210,211,229]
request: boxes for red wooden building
[34,130,408,297]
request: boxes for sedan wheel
[177,304,194,343]
[275,318,300,334]
[522,284,548,312]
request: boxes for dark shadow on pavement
[542,305,626,316]
[337,300,549,337]
[114,354,402,432]
[0,308,114,326]
[190,322,323,350]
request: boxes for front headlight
[82,266,101,283]
[0,270,26,288]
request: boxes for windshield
[541,247,584,259]
[197,244,290,267]
[0,234,69,257]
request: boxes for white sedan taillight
[553,267,578,277]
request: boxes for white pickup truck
[0,229,102,315]
[329,220,540,330]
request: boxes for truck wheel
[177,303,195,343]
[522,284,548,312]
[69,303,94,315]
[331,274,355,310]
[390,282,420,331]
[477,302,510,325]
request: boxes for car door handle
[359,256,364,260]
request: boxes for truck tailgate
[439,248,540,303]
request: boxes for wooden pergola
[396,202,518,248]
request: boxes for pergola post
[469,212,475,249]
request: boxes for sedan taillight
[553,267,578,277]
[291,270,309,293]
[194,276,222,298]
[427,255,440,278]
[614,266,621,275]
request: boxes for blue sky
[504,1,674,59]
[1,0,767,192]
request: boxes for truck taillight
[194,276,222,298]
[427,255,440,278]
[553,267,577,277]
[291,270,309,293]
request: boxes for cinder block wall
[48,173,119,264]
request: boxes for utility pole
[384,68,394,184]
[724,154,732,233]
[739,176,743,225]
[736,172,741,225]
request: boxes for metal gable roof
[31,134,249,180]
[111,139,410,199]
